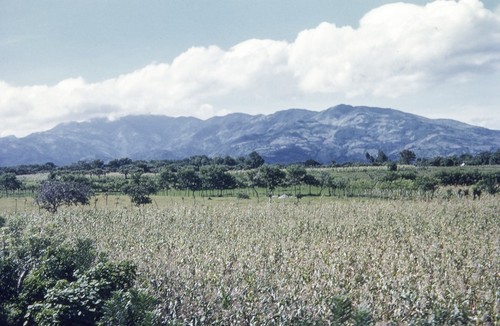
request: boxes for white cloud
[1,0,499,137]
[289,0,500,96]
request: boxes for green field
[1,193,498,324]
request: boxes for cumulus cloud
[1,0,500,137]
[289,0,500,96]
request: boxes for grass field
[2,194,498,324]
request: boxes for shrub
[0,220,158,325]
[328,295,374,325]
[98,289,158,326]
[387,162,397,171]
[36,180,94,213]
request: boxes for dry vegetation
[5,195,499,324]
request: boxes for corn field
[5,195,499,324]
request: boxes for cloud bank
[1,0,500,137]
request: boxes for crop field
[2,194,498,324]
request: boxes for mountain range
[1,104,499,166]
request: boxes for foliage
[98,289,158,326]
[387,162,397,171]
[399,149,416,165]
[414,175,438,193]
[256,164,286,194]
[176,166,202,198]
[158,167,177,193]
[435,169,484,186]
[286,164,307,195]
[477,174,499,195]
[199,165,237,196]
[375,149,389,164]
[0,172,22,195]
[35,180,93,213]
[0,220,157,325]
[245,151,265,169]
[304,159,322,167]
[121,172,158,206]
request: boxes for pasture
[2,194,498,324]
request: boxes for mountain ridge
[1,104,499,166]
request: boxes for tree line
[2,149,500,177]
[2,163,497,213]
[1,150,499,212]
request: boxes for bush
[0,220,158,325]
[328,295,374,325]
[36,180,94,213]
[387,162,397,171]
[98,289,158,326]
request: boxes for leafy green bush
[98,289,158,325]
[0,219,158,325]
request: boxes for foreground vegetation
[2,195,498,324]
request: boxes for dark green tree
[107,158,133,171]
[303,174,320,195]
[375,150,389,164]
[246,151,265,169]
[286,165,307,195]
[0,172,22,196]
[200,165,237,196]
[245,170,261,201]
[365,152,375,164]
[121,172,158,206]
[399,149,416,165]
[257,165,286,195]
[318,171,334,196]
[158,167,177,195]
[304,159,322,167]
[176,166,202,198]
[36,180,93,213]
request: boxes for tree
[246,151,265,169]
[399,149,416,165]
[286,165,307,195]
[121,172,158,206]
[257,165,286,195]
[375,150,388,164]
[365,152,375,164]
[0,173,22,196]
[303,174,320,195]
[245,170,261,201]
[414,176,438,195]
[176,166,202,198]
[318,171,334,196]
[158,167,177,195]
[107,158,133,171]
[304,159,322,168]
[200,165,236,196]
[36,180,93,213]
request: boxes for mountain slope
[1,105,499,166]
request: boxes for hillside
[1,104,499,166]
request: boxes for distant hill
[1,104,499,166]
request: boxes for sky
[1,0,500,138]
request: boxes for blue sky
[1,0,500,137]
